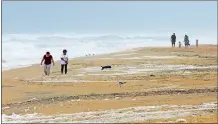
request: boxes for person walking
[184,34,190,48]
[171,33,176,47]
[60,49,68,74]
[40,51,55,76]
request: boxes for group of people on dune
[171,33,190,48]
[40,49,68,76]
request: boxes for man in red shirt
[40,52,55,76]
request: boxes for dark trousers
[61,64,68,74]
[171,41,176,47]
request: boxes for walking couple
[40,49,68,76]
[171,33,190,48]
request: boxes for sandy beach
[2,45,217,123]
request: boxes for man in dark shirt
[40,52,55,76]
[171,33,176,47]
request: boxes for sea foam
[2,32,217,70]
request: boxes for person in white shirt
[60,49,68,74]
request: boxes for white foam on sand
[2,106,10,110]
[2,102,217,123]
[113,53,137,57]
[99,58,114,60]
[121,57,143,60]
[124,65,217,74]
[143,56,181,59]
[70,99,81,102]
[141,84,180,92]
[74,74,85,77]
[80,65,217,76]
[88,73,126,76]
[80,67,102,73]
[86,58,114,60]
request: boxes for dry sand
[2,45,218,123]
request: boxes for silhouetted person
[184,35,190,48]
[171,33,176,47]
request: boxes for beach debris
[71,99,81,102]
[2,106,10,110]
[85,54,95,56]
[24,108,30,112]
[13,77,20,80]
[104,99,109,101]
[150,74,155,77]
[115,97,120,100]
[11,113,16,117]
[175,118,187,123]
[29,98,39,101]
[184,71,191,74]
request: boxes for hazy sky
[2,1,217,34]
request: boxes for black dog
[101,65,112,70]
[117,81,127,87]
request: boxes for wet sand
[2,45,218,123]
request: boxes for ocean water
[2,32,217,70]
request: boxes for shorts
[44,64,51,73]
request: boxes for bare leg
[44,65,47,75]
[44,64,51,76]
[47,64,51,76]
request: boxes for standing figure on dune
[60,49,68,74]
[40,51,55,76]
[184,34,190,48]
[171,33,176,47]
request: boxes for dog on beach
[101,65,112,70]
[117,81,127,87]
